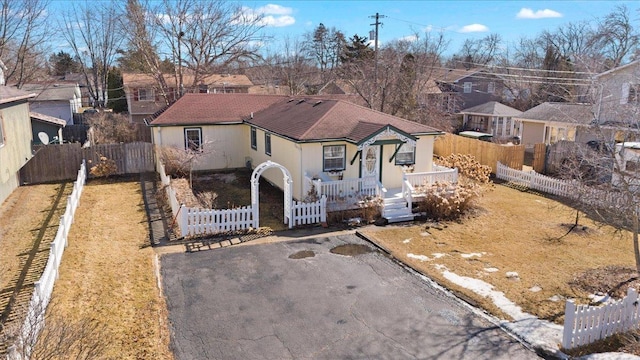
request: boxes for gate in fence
[173,160,327,237]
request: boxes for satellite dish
[37,132,50,145]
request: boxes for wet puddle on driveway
[330,244,372,256]
[288,250,316,259]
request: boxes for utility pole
[369,13,384,90]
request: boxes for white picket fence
[292,196,327,226]
[157,160,180,220]
[563,288,640,349]
[7,161,87,359]
[496,162,574,196]
[179,205,256,237]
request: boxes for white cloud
[255,4,292,16]
[458,24,489,33]
[238,4,295,28]
[399,34,418,42]
[516,8,562,19]
[423,25,433,33]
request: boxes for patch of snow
[402,238,411,244]
[529,286,542,292]
[461,252,485,258]
[588,293,611,303]
[407,253,430,262]
[431,253,446,259]
[439,269,563,357]
[578,353,640,359]
[548,295,563,302]
[420,232,431,237]
[484,267,499,273]
[506,271,519,279]
[433,264,448,271]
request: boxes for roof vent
[313,101,323,107]
[297,99,305,104]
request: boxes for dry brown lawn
[361,183,636,325]
[50,178,172,359]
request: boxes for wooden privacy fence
[20,142,154,184]
[434,133,524,173]
[7,162,87,359]
[563,288,640,349]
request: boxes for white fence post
[180,205,189,238]
[562,300,577,349]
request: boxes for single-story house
[149,94,453,221]
[459,101,522,140]
[30,112,65,145]
[514,102,595,147]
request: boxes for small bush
[436,154,492,183]
[415,181,481,221]
[89,156,117,177]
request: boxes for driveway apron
[161,233,539,360]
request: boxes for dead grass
[361,183,636,325]
[50,179,172,359]
[0,184,64,292]
[172,169,288,231]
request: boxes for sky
[238,1,640,55]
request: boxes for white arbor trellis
[251,161,292,228]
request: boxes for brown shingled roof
[149,93,287,125]
[247,98,442,143]
[150,94,443,142]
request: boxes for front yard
[361,182,639,353]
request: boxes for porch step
[385,213,416,223]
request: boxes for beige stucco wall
[0,101,33,205]
[520,121,545,147]
[152,124,249,170]
[152,123,437,199]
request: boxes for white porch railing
[402,179,414,210]
[309,176,385,210]
[404,167,459,188]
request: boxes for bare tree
[152,0,267,92]
[303,23,345,87]
[453,33,503,69]
[589,5,638,69]
[61,1,123,107]
[121,0,172,104]
[0,0,51,87]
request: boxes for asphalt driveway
[160,233,539,359]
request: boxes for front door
[361,146,380,190]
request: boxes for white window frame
[394,143,415,165]
[463,82,472,93]
[323,145,346,171]
[138,88,154,101]
[487,81,495,94]
[184,127,202,152]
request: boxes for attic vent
[313,101,323,107]
[297,99,305,104]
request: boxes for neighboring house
[148,93,446,219]
[612,142,640,189]
[21,83,82,125]
[0,87,36,205]
[593,60,640,125]
[30,112,65,145]
[514,102,594,147]
[123,73,254,123]
[427,68,506,114]
[459,101,522,140]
